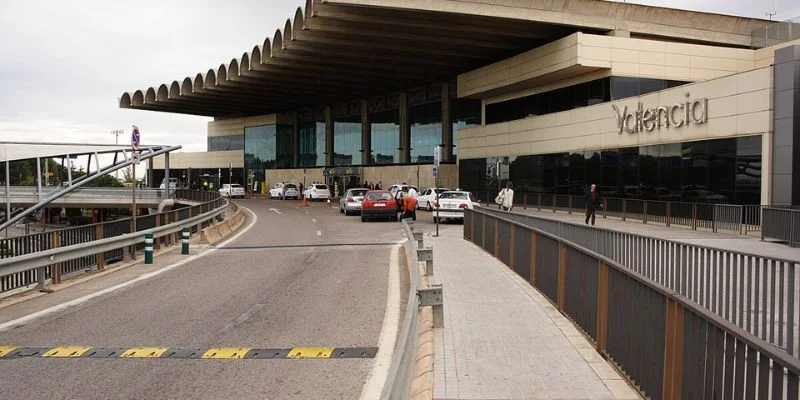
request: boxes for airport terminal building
[120,0,800,205]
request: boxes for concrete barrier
[199,204,247,244]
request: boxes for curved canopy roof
[119,0,769,118]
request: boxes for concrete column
[164,153,170,197]
[292,112,299,168]
[325,106,334,166]
[442,83,453,162]
[361,100,370,165]
[771,45,800,205]
[399,92,410,164]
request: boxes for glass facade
[208,135,244,152]
[459,136,763,205]
[244,124,292,186]
[370,109,400,164]
[451,98,482,161]
[334,115,362,166]
[299,121,326,167]
[485,77,689,125]
[410,102,442,163]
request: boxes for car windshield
[350,189,368,196]
[434,188,450,194]
[232,184,243,188]
[315,185,328,190]
[367,192,391,201]
[285,184,297,189]
[440,192,468,200]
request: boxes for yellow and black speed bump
[0,346,378,360]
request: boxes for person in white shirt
[408,187,418,198]
[499,182,514,211]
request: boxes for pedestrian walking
[375,181,382,190]
[495,182,514,211]
[584,184,603,225]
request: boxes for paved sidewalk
[426,225,640,400]
[510,207,800,261]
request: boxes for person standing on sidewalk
[585,184,603,225]
[498,181,514,211]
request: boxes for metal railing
[0,190,224,294]
[763,207,800,247]
[475,206,800,360]
[465,208,800,399]
[475,190,767,235]
[752,16,800,48]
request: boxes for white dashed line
[316,231,322,236]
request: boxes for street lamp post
[110,129,125,180]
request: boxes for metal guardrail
[466,208,800,399]
[763,207,800,247]
[475,206,800,360]
[380,220,422,400]
[0,190,224,293]
[1,186,170,199]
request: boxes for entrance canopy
[119,0,768,118]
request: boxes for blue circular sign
[131,125,141,150]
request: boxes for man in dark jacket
[585,184,603,226]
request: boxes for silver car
[339,188,369,215]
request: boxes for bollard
[145,232,154,264]
[181,227,190,255]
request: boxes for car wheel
[361,216,367,222]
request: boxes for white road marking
[312,218,317,223]
[359,244,402,400]
[269,208,282,214]
[316,231,322,236]
[0,207,259,333]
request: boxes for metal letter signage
[613,93,707,134]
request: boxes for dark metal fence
[474,191,768,235]
[0,191,223,294]
[465,208,800,399]
[763,207,800,247]
[475,206,800,361]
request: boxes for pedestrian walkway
[426,225,640,400]
[509,206,800,261]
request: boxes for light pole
[111,129,125,180]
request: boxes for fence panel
[535,235,559,302]
[563,248,598,339]
[763,207,800,246]
[714,204,744,234]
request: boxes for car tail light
[459,203,469,209]
[347,197,354,202]
[433,202,439,208]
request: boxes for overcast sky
[1,0,798,154]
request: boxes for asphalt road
[0,198,408,400]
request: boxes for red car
[361,190,399,222]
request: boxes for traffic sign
[131,125,141,150]
[433,146,440,168]
[432,166,439,177]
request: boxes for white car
[269,182,300,199]
[219,183,246,199]
[431,191,480,223]
[304,183,331,201]
[416,188,451,211]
